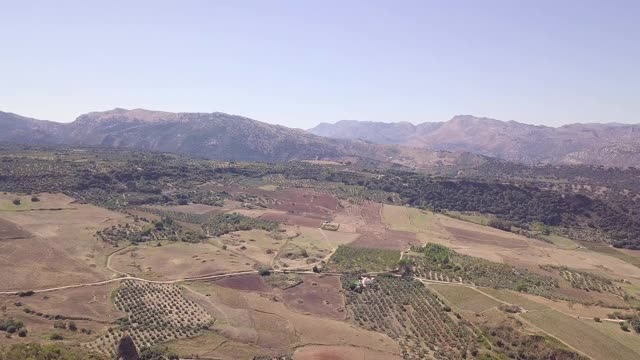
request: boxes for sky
[1,0,639,128]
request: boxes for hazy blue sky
[1,0,639,128]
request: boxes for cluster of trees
[202,213,278,237]
[0,318,27,337]
[333,171,640,249]
[342,275,478,359]
[411,244,560,298]
[2,146,639,247]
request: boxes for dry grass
[275,226,358,269]
[382,205,450,245]
[523,309,638,360]
[109,242,256,280]
[429,284,501,313]
[182,280,401,358]
[0,193,127,291]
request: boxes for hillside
[0,109,484,168]
[309,116,640,167]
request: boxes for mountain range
[309,116,640,167]
[1,109,639,168]
[0,109,480,170]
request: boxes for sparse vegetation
[327,246,400,273]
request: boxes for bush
[50,333,64,340]
[30,196,40,202]
[68,321,77,331]
[594,317,601,322]
[12,199,21,206]
[630,315,640,333]
[258,267,271,276]
[53,320,66,329]
[17,329,27,337]
[620,323,630,332]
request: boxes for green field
[580,241,640,268]
[429,284,501,313]
[580,318,640,354]
[382,205,433,232]
[523,309,638,360]
[443,211,492,226]
[538,234,581,249]
[327,245,400,272]
[478,288,549,311]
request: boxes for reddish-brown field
[283,275,345,320]
[444,226,529,249]
[293,345,402,360]
[0,218,31,240]
[212,274,271,292]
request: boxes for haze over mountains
[1,109,639,168]
[0,109,479,169]
[309,116,640,167]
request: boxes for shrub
[18,329,27,337]
[12,199,21,206]
[258,267,271,276]
[68,321,77,331]
[53,320,66,329]
[594,317,601,322]
[50,333,64,340]
[630,315,640,333]
[30,196,40,202]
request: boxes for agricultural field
[341,275,480,359]
[109,242,257,280]
[325,245,400,273]
[2,148,640,359]
[428,284,502,313]
[0,193,127,291]
[383,205,451,246]
[274,226,359,269]
[85,280,213,357]
[522,309,639,360]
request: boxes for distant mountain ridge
[309,116,640,167]
[0,109,485,169]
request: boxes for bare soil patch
[283,275,345,320]
[212,274,271,292]
[444,226,529,249]
[184,281,400,358]
[1,283,123,323]
[0,218,31,240]
[110,242,256,280]
[293,345,402,360]
[0,194,127,291]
